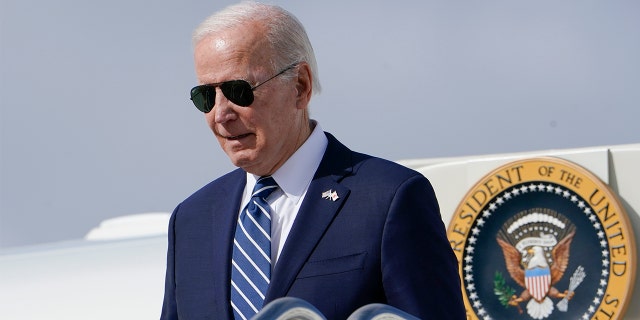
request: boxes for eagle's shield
[525,267,551,302]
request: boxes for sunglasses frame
[190,62,300,113]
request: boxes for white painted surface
[0,237,167,320]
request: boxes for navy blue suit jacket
[161,133,465,319]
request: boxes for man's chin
[227,152,257,170]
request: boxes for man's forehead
[214,38,228,51]
[199,24,269,57]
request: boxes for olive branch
[494,271,515,308]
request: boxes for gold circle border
[447,157,636,320]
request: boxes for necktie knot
[252,176,278,200]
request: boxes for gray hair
[193,1,321,94]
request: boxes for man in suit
[161,2,465,319]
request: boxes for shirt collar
[247,120,328,203]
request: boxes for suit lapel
[209,169,246,316]
[265,133,353,301]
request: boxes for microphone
[253,297,420,320]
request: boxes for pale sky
[1,0,639,248]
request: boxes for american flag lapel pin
[322,189,339,201]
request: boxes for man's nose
[213,88,238,123]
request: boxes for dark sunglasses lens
[190,86,215,113]
[221,80,254,106]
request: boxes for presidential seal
[447,157,635,320]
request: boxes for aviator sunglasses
[190,63,299,113]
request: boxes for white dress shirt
[240,121,328,266]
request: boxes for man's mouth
[226,133,253,140]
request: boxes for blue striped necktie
[231,176,278,320]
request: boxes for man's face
[193,23,309,176]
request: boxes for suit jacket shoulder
[320,132,428,189]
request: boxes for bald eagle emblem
[496,209,585,319]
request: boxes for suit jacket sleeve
[381,175,465,319]
[160,205,178,320]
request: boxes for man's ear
[295,62,313,110]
